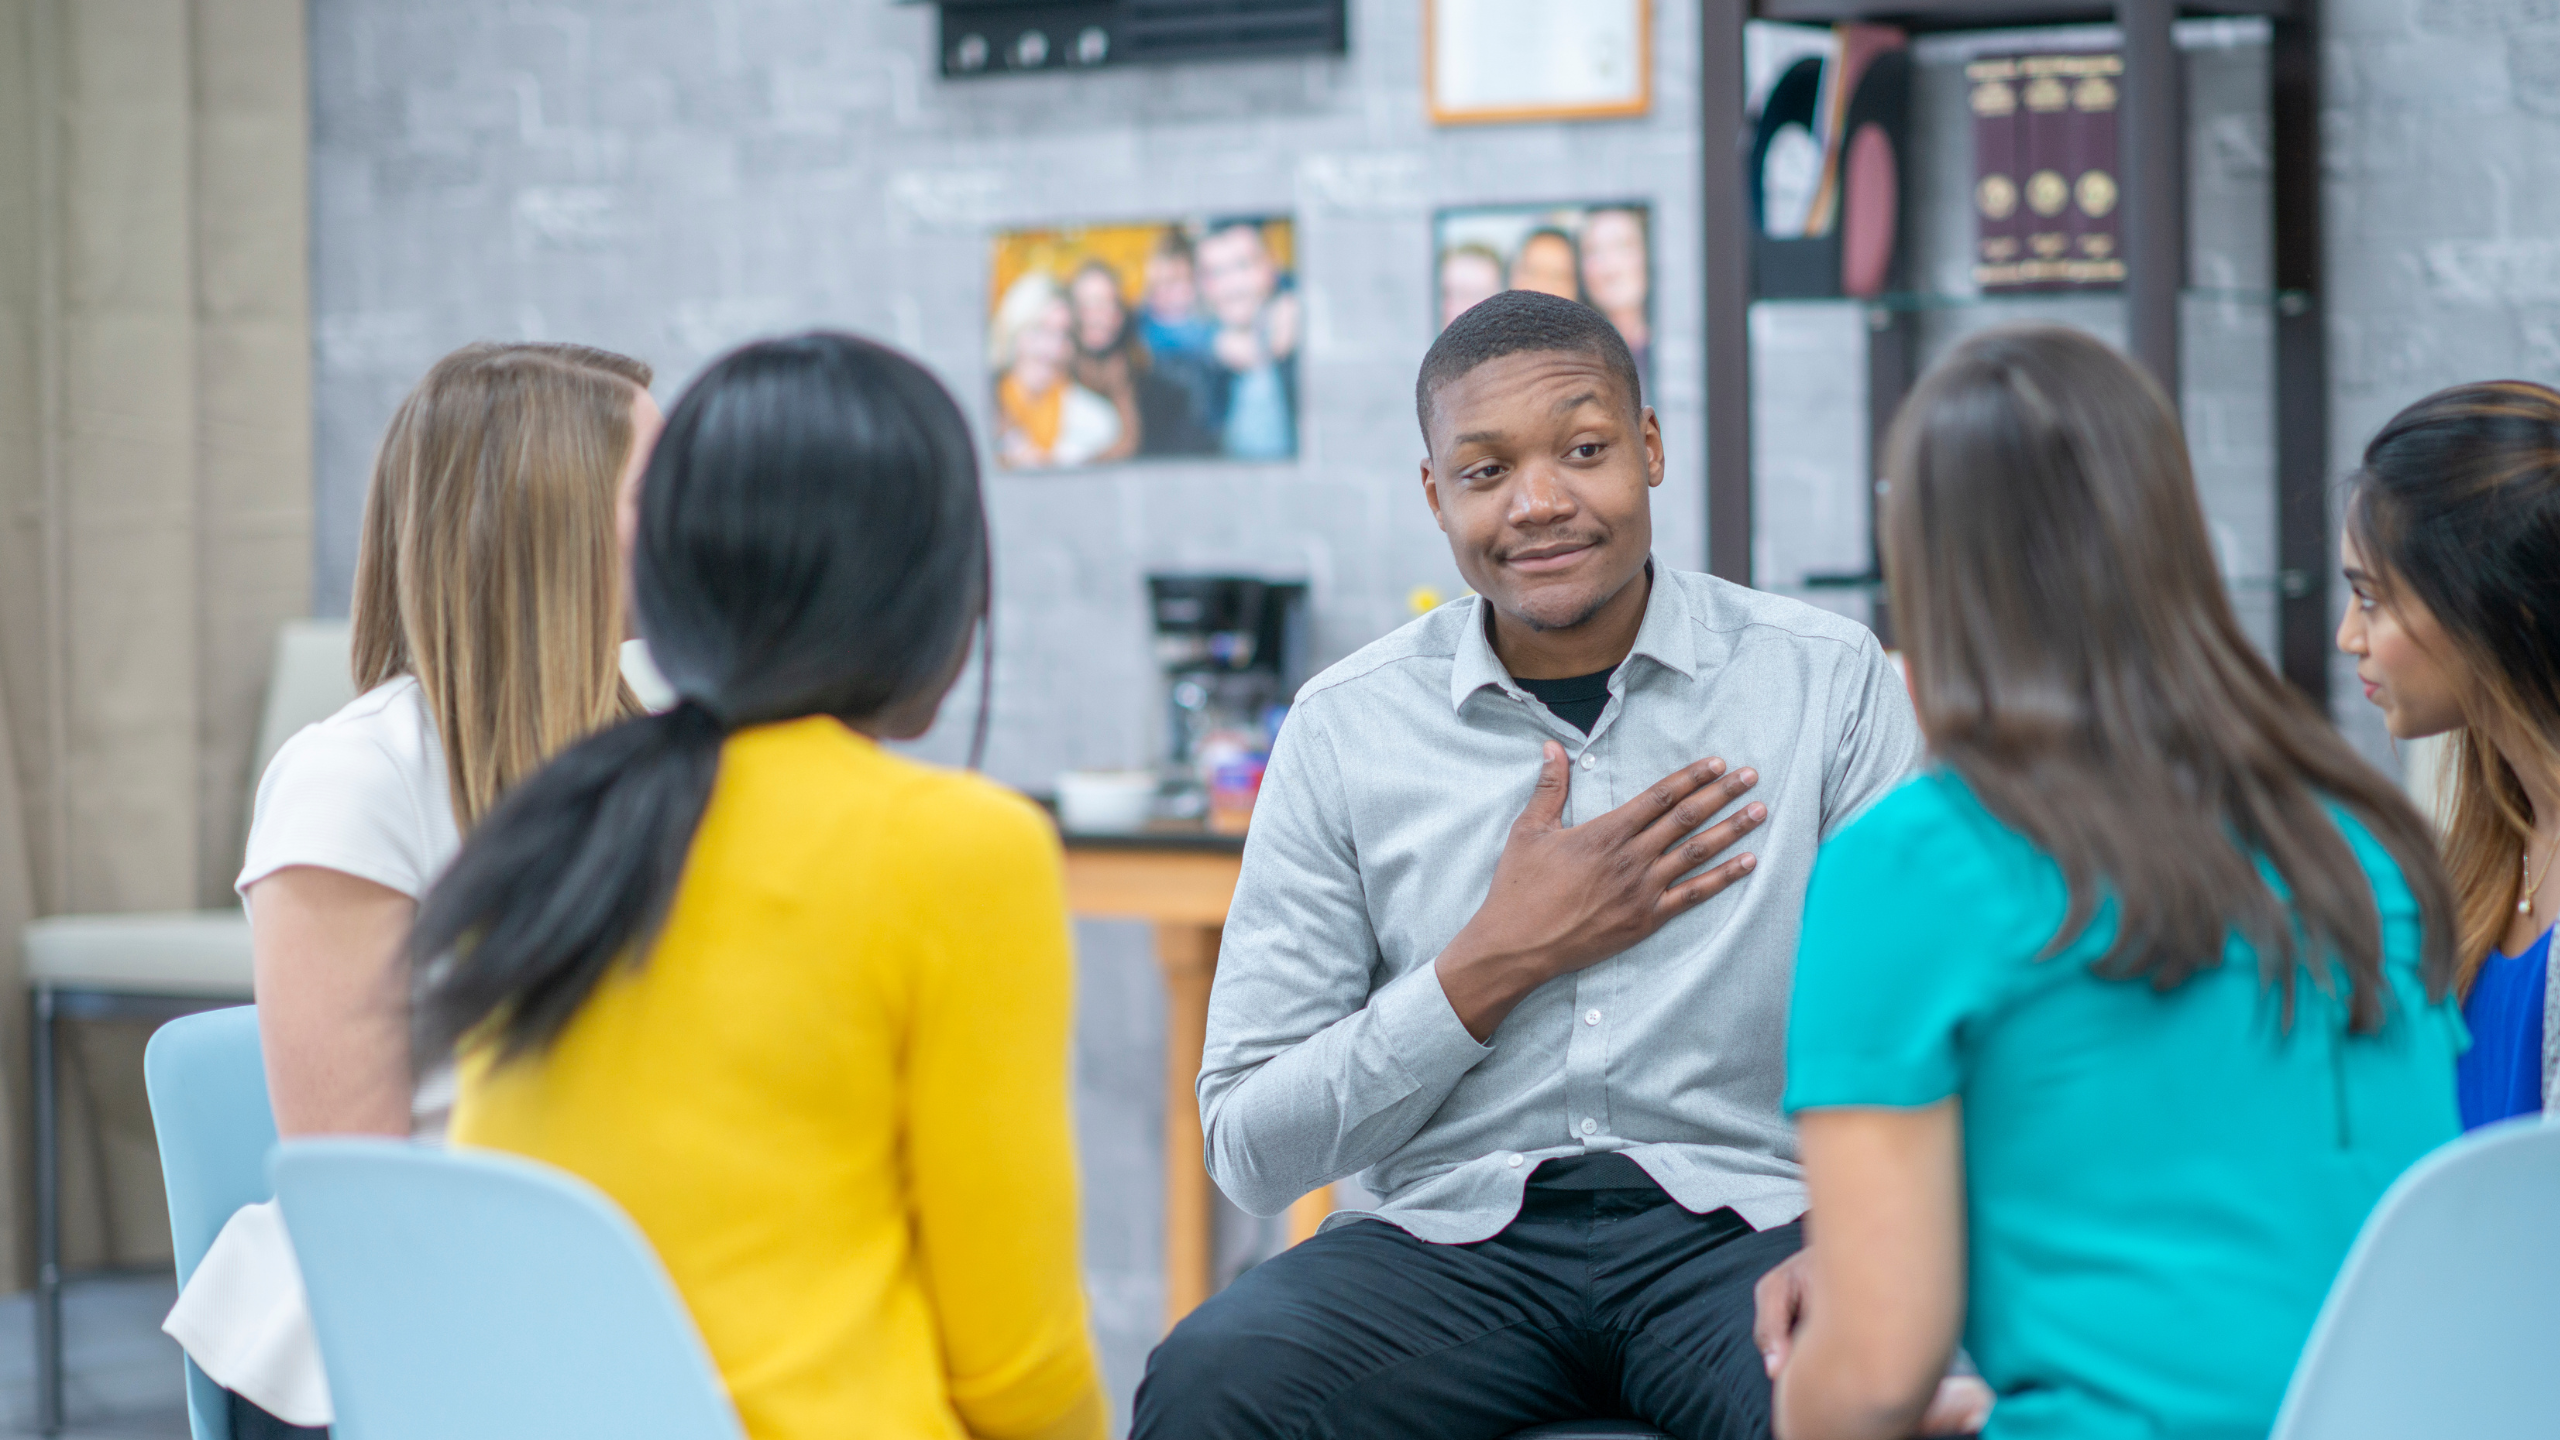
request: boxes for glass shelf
[1751,287,2308,313]
[1775,570,2314,597]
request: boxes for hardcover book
[1974,50,2125,292]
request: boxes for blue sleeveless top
[2458,926,2550,1130]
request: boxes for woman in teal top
[1764,327,2462,1440]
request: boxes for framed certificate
[1426,0,1652,127]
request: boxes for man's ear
[1421,457,1448,532]
[1642,406,1666,489]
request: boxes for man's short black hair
[1416,288,1643,444]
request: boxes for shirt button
[1506,1153,1524,1168]
[1579,1117,1598,1136]
[1579,753,1596,770]
[1584,1009,1602,1026]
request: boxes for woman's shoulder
[2320,801,2423,920]
[241,677,455,898]
[1809,768,2066,953]
[727,719,1057,865]
[260,677,441,797]
[1826,769,2014,871]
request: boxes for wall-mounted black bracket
[928,1,1347,79]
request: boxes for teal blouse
[1786,772,2461,1440]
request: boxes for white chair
[2268,1116,2560,1440]
[22,618,352,1435]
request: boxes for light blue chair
[2269,1116,2560,1439]
[142,1004,275,1440]
[272,1139,743,1440]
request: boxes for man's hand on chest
[1431,740,1766,1042]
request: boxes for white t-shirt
[238,674,462,906]
[168,676,465,1426]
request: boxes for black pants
[1133,1155,1803,1440]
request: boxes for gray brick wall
[308,0,1709,788]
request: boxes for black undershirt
[1516,666,1617,735]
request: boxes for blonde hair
[350,342,652,830]
[989,272,1065,370]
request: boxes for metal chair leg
[34,983,62,1434]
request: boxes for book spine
[2018,55,2076,291]
[1969,57,2024,291]
[2065,54,2126,287]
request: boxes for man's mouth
[1503,539,1598,573]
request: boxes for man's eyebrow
[1452,430,1505,447]
[2342,566,2373,584]
[1551,391,1606,416]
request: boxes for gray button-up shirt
[1199,566,1923,1243]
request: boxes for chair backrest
[273,1139,743,1440]
[250,620,356,789]
[2269,1117,2560,1440]
[143,1005,277,1440]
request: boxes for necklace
[2522,842,2559,917]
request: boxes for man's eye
[1571,444,1602,459]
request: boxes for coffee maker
[1147,575,1309,827]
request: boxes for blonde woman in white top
[165,341,661,1438]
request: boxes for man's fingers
[1510,741,1573,838]
[1658,852,1757,917]
[1648,800,1767,889]
[1599,756,1729,839]
[1751,1252,1809,1375]
[1628,765,1758,855]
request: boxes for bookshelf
[1700,0,2330,710]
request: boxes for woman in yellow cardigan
[411,333,1107,1440]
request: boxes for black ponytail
[414,333,990,1062]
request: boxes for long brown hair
[2346,381,2560,991]
[350,342,652,829]
[1883,325,2453,1029]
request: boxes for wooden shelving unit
[1700,0,2331,710]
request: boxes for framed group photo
[1435,201,1654,390]
[987,216,1300,470]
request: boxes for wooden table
[1059,826,1333,1330]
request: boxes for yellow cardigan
[452,718,1107,1440]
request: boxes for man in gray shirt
[1131,291,1924,1439]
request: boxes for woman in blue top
[1765,326,2463,1440]
[2336,381,2560,1130]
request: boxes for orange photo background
[990,219,1296,318]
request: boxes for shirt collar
[1446,558,1698,713]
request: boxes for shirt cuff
[1371,960,1495,1090]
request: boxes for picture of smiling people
[991,271,1122,470]
[1196,218,1301,461]
[989,216,1300,468]
[1435,202,1655,390]
[1438,242,1507,329]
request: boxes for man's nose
[1507,464,1576,526]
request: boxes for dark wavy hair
[1416,287,1641,440]
[1883,324,2453,1030]
[2346,380,2560,990]
[413,332,990,1062]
